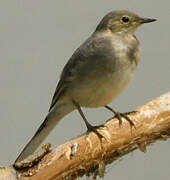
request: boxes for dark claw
[86,124,105,139]
[123,110,138,115]
[105,106,136,129]
[119,113,136,128]
[114,112,123,127]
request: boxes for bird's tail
[15,101,75,163]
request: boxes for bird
[15,10,156,162]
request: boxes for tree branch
[1,92,170,180]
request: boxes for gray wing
[49,32,115,110]
[61,33,115,82]
[49,79,66,111]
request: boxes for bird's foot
[114,111,136,129]
[86,123,105,139]
[105,106,136,129]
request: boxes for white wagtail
[15,10,156,162]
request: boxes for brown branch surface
[1,92,170,180]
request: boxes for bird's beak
[139,18,157,24]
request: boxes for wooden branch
[1,92,170,180]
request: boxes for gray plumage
[15,10,156,163]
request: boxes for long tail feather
[15,101,74,163]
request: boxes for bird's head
[96,10,156,34]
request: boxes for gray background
[0,0,170,179]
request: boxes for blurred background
[0,0,170,179]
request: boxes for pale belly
[70,63,136,108]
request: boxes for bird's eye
[121,16,130,23]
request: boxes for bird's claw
[86,124,105,139]
[114,111,136,129]
[123,110,138,115]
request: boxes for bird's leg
[105,105,136,128]
[72,100,104,138]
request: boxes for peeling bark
[1,92,170,180]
